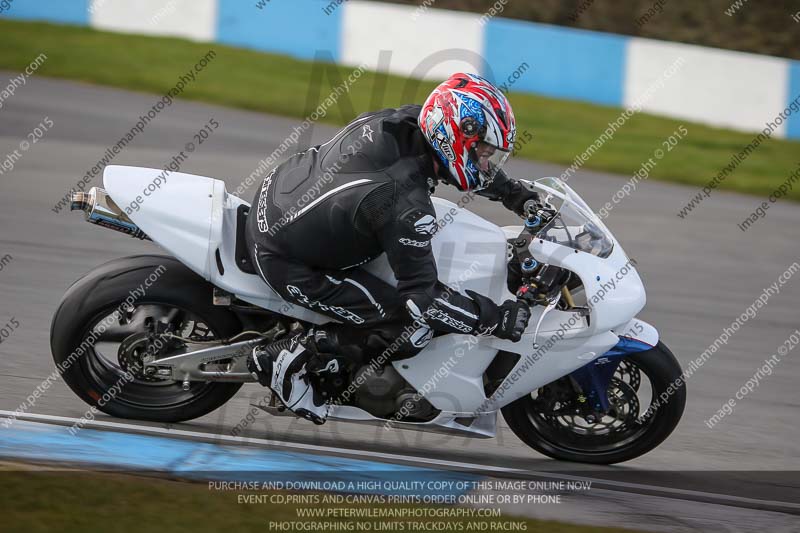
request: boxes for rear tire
[50,255,244,423]
[502,341,686,464]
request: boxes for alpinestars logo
[427,309,472,333]
[475,323,497,337]
[256,170,275,233]
[410,325,433,348]
[322,359,340,373]
[413,214,437,236]
[361,124,374,142]
[271,351,285,392]
[399,237,429,248]
[286,285,364,324]
[289,334,301,352]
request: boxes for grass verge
[0,464,643,533]
[0,19,797,201]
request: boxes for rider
[245,73,539,424]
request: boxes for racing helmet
[419,73,516,191]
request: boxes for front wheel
[502,341,686,464]
[51,255,245,423]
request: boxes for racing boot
[247,330,334,424]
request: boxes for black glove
[464,290,531,342]
[501,179,540,217]
[494,300,531,342]
[476,169,539,218]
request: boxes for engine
[352,364,437,421]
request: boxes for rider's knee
[369,320,432,359]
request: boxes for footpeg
[297,408,327,425]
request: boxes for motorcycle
[53,165,685,464]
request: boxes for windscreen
[533,177,614,258]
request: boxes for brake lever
[531,292,561,349]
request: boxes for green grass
[1,19,798,201]
[0,465,643,533]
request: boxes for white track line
[2,410,798,513]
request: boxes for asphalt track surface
[1,74,798,531]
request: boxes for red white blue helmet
[419,73,516,191]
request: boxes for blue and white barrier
[3,0,799,139]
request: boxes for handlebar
[522,199,558,233]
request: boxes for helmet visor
[472,141,511,185]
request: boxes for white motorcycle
[53,166,685,464]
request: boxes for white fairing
[361,197,509,303]
[104,165,325,324]
[616,317,659,347]
[104,166,658,426]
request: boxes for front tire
[50,255,244,423]
[502,341,686,464]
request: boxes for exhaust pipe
[70,187,150,240]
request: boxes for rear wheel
[50,255,245,423]
[502,342,686,464]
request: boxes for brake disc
[118,332,167,382]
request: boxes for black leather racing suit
[245,105,532,357]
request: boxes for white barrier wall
[341,1,486,81]
[624,38,790,135]
[4,0,799,139]
[89,0,217,42]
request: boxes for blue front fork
[568,337,653,412]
